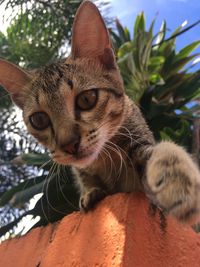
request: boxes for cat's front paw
[79,188,107,212]
[144,142,200,224]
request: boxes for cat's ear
[0,59,31,108]
[71,1,116,69]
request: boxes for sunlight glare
[181,20,188,27]
[0,2,13,34]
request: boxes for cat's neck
[78,95,155,193]
[111,95,154,148]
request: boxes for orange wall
[0,193,200,267]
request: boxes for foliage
[0,0,81,66]
[111,15,200,150]
[0,157,79,239]
[0,107,44,234]
[0,7,200,239]
[0,0,110,67]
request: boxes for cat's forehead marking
[37,62,75,92]
[39,63,65,93]
[67,79,73,90]
[29,62,77,115]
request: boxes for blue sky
[0,0,199,60]
[109,0,200,54]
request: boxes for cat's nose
[60,136,80,155]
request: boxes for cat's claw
[79,188,107,212]
[145,141,200,224]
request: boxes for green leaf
[160,131,172,141]
[149,73,165,84]
[174,73,200,99]
[154,20,166,46]
[10,181,44,208]
[149,56,165,66]
[115,19,127,43]
[0,175,46,206]
[134,12,146,38]
[21,153,51,166]
[117,42,133,58]
[148,17,156,36]
[124,27,131,41]
[176,40,200,60]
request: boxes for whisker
[106,140,137,190]
[108,141,128,188]
[44,162,67,216]
[96,120,136,188]
[104,143,124,180]
[39,159,53,170]
[56,164,79,210]
[101,147,115,184]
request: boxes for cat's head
[0,1,125,168]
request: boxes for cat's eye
[76,89,98,111]
[29,112,51,130]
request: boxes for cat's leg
[144,141,200,223]
[74,169,107,212]
[79,187,107,212]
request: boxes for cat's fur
[0,1,200,223]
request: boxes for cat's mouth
[52,134,108,168]
[52,149,100,168]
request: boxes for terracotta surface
[0,193,200,267]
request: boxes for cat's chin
[53,150,99,168]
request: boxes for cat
[0,0,200,224]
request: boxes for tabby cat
[0,0,200,223]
